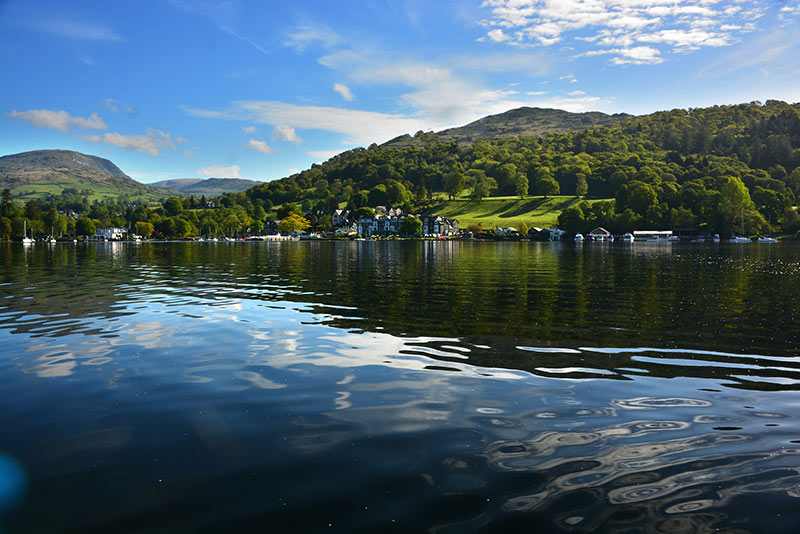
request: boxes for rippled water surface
[1,241,800,533]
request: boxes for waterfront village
[69,205,775,244]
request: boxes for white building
[357,214,404,237]
[94,227,126,240]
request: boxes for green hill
[0,149,178,202]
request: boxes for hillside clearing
[421,196,609,229]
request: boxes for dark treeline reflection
[2,241,799,390]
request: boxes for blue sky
[1,0,799,184]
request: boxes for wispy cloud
[697,27,798,81]
[479,0,764,65]
[21,17,124,42]
[271,125,302,144]
[186,101,430,145]
[320,51,546,124]
[333,83,355,101]
[104,98,121,112]
[167,0,269,55]
[7,109,107,132]
[86,128,182,156]
[198,164,241,178]
[284,24,341,52]
[242,125,257,133]
[245,139,275,154]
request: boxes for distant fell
[151,177,264,196]
[383,107,632,148]
[149,178,205,190]
[1,149,130,180]
[0,149,176,202]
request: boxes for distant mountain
[149,178,205,190]
[382,107,632,148]
[0,149,177,201]
[151,177,264,196]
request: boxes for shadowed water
[1,241,799,533]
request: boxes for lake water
[1,241,799,533]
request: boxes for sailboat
[729,211,749,243]
[21,220,34,244]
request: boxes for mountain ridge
[0,149,179,201]
[382,107,633,148]
[150,177,265,196]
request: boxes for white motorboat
[729,236,750,243]
[757,236,777,243]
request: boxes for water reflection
[2,242,800,532]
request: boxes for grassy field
[421,195,608,229]
[8,181,173,204]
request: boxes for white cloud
[479,0,764,65]
[7,109,107,132]
[568,90,586,96]
[271,124,302,144]
[333,83,355,101]
[779,1,800,18]
[284,24,341,52]
[521,94,615,112]
[526,90,548,95]
[186,101,431,145]
[308,149,344,162]
[242,125,257,133]
[582,46,664,65]
[637,29,730,49]
[245,139,275,154]
[198,164,241,178]
[86,128,181,156]
[487,28,510,42]
[559,73,577,83]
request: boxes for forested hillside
[245,100,800,236]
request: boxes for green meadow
[421,195,608,229]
